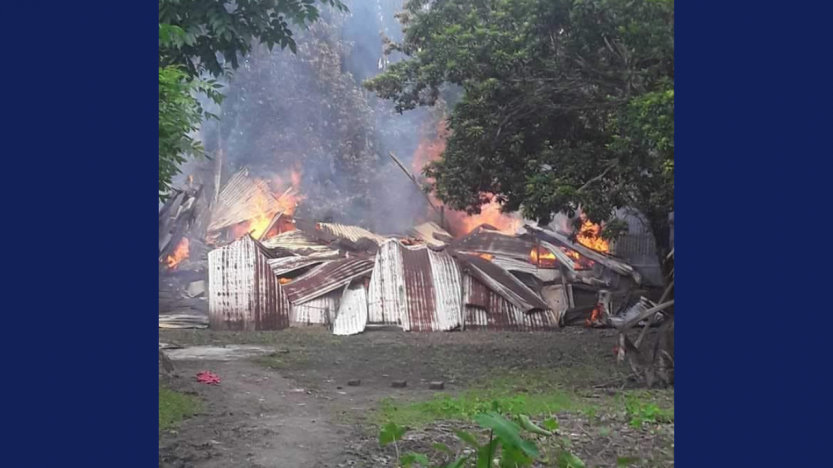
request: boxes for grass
[159,385,201,432]
[377,390,582,427]
[622,391,674,428]
[374,371,591,427]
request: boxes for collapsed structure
[161,168,665,335]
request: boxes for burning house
[161,162,660,335]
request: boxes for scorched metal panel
[208,236,290,331]
[282,256,374,304]
[368,240,461,331]
[333,283,368,335]
[291,292,339,325]
[367,239,405,324]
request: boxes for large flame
[411,121,521,236]
[445,200,523,236]
[230,168,303,240]
[576,218,610,253]
[165,237,190,269]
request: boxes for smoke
[188,0,438,235]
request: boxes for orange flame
[230,168,303,241]
[279,277,292,285]
[585,306,602,327]
[445,200,523,236]
[165,238,190,269]
[576,219,609,253]
[529,246,557,268]
[478,253,494,261]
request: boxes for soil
[159,327,673,468]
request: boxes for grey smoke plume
[192,0,438,235]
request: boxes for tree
[365,0,674,264]
[158,0,346,198]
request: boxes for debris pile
[161,168,664,335]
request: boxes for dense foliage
[158,0,345,198]
[366,0,674,256]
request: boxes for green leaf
[444,456,470,468]
[401,452,430,467]
[433,443,454,454]
[379,422,408,447]
[476,437,500,468]
[617,456,641,466]
[474,413,539,458]
[518,415,552,436]
[454,430,479,447]
[556,451,586,468]
[543,418,560,432]
[500,444,534,467]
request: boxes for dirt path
[160,358,350,468]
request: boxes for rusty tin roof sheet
[282,256,375,304]
[463,274,558,331]
[526,224,641,283]
[267,256,333,276]
[368,240,462,331]
[208,236,290,331]
[455,253,549,312]
[318,222,389,245]
[408,222,452,247]
[261,230,335,254]
[451,227,535,259]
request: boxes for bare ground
[159,327,673,468]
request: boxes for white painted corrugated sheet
[427,249,462,331]
[368,240,405,324]
[291,293,339,325]
[333,284,368,335]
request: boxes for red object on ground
[196,371,221,384]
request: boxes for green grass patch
[159,385,200,432]
[376,389,583,427]
[622,391,674,428]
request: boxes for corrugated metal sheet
[367,240,405,325]
[291,291,339,325]
[333,283,368,335]
[208,168,293,232]
[282,256,375,304]
[318,222,389,245]
[462,275,558,331]
[456,253,550,312]
[451,227,534,260]
[261,230,335,255]
[208,236,290,331]
[488,255,559,282]
[367,240,462,331]
[267,255,332,276]
[427,249,463,331]
[527,225,642,283]
[408,222,452,247]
